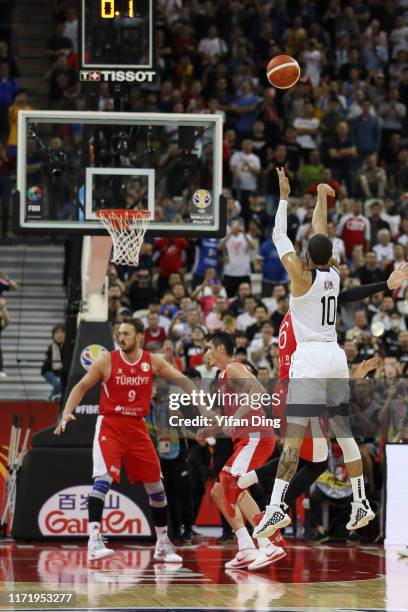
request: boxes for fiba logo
[192,189,212,214]
[141,362,150,372]
[27,186,42,202]
[80,344,108,371]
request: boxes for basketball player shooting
[254,168,377,539]
[54,318,196,563]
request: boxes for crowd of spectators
[2,0,408,539]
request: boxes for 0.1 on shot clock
[101,0,135,18]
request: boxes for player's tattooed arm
[276,446,300,481]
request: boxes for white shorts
[287,342,349,424]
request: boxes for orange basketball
[266,55,300,89]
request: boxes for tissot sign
[38,485,151,537]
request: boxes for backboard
[17,111,225,237]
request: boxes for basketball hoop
[96,209,151,266]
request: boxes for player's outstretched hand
[317,183,336,198]
[276,167,290,200]
[387,263,408,290]
[54,412,76,435]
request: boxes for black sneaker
[312,530,329,543]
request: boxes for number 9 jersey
[99,349,153,417]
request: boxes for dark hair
[123,317,144,334]
[235,347,247,356]
[255,303,268,312]
[52,324,64,336]
[207,331,235,356]
[307,233,333,266]
[261,319,275,330]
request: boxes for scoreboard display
[80,0,156,83]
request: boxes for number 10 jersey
[289,267,340,344]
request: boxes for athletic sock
[257,536,270,549]
[270,478,289,506]
[155,525,168,544]
[350,475,366,502]
[88,521,100,539]
[237,470,258,489]
[235,526,255,551]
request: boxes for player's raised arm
[54,354,109,435]
[312,183,335,237]
[273,168,311,293]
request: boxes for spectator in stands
[379,88,406,138]
[337,199,370,257]
[328,221,346,263]
[127,268,157,312]
[236,294,257,332]
[369,202,391,245]
[358,155,386,199]
[219,220,253,297]
[0,61,19,138]
[62,7,78,52]
[258,235,289,297]
[248,320,275,369]
[297,149,324,191]
[353,99,381,161]
[357,251,386,284]
[293,99,320,151]
[373,229,394,266]
[108,285,123,324]
[47,22,74,60]
[0,141,11,236]
[155,237,189,295]
[328,121,358,196]
[198,24,228,66]
[41,324,65,400]
[246,304,269,343]
[7,90,32,158]
[144,312,167,352]
[230,138,261,205]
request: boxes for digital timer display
[81,0,155,70]
[101,0,134,18]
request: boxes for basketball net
[96,209,151,266]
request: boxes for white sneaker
[253,504,291,539]
[397,546,408,558]
[346,499,375,531]
[154,538,182,563]
[0,371,7,378]
[225,547,258,569]
[87,535,115,561]
[247,544,286,571]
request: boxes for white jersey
[290,267,340,343]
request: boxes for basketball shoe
[154,538,183,563]
[87,535,115,561]
[346,500,375,531]
[253,504,291,539]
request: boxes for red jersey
[278,312,297,379]
[339,213,369,257]
[276,312,327,462]
[99,349,153,417]
[219,362,270,441]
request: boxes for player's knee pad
[144,481,167,508]
[90,473,113,501]
[334,437,361,463]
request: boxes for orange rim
[96,209,151,219]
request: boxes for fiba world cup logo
[80,345,108,371]
[192,189,212,214]
[27,186,42,202]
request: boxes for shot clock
[80,0,157,83]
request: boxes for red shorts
[92,415,161,484]
[222,434,276,476]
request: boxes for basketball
[266,54,300,89]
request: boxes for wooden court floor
[0,540,407,611]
